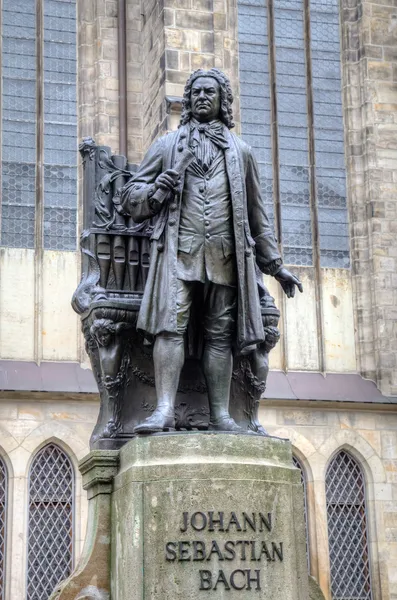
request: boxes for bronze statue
[120,69,302,434]
[73,68,302,448]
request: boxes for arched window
[326,451,373,600]
[237,0,349,268]
[27,444,74,600]
[1,0,77,250]
[292,455,310,571]
[0,459,8,600]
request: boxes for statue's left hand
[274,267,303,298]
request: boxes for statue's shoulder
[229,130,251,156]
[148,129,179,149]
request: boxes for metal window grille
[325,451,373,600]
[27,444,74,600]
[237,0,350,269]
[0,0,77,251]
[0,459,7,600]
[292,455,310,571]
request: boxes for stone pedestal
[50,433,326,600]
[112,433,309,599]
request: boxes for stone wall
[141,0,167,147]
[51,0,397,397]
[0,395,97,600]
[138,0,242,143]
[261,400,397,600]
[0,396,395,600]
[78,0,144,162]
[342,0,397,396]
[78,0,121,152]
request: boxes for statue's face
[97,329,112,346]
[190,77,221,122]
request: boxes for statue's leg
[203,283,241,432]
[134,280,193,433]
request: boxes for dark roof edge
[0,361,394,404]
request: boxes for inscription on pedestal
[165,511,283,592]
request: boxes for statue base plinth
[50,433,325,600]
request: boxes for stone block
[175,10,213,30]
[368,61,393,80]
[372,5,397,19]
[166,69,192,84]
[106,1,118,17]
[214,0,226,12]
[165,0,192,7]
[201,31,215,52]
[309,576,326,600]
[195,0,213,10]
[165,27,184,49]
[102,40,118,60]
[180,51,191,71]
[384,46,397,61]
[191,52,215,69]
[111,434,309,599]
[164,7,175,26]
[214,11,227,30]
[166,48,179,69]
[382,432,397,458]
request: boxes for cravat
[190,119,229,171]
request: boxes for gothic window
[1,0,77,251]
[27,444,74,600]
[292,455,310,571]
[237,0,349,268]
[326,451,373,600]
[0,459,8,600]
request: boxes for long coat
[121,123,282,351]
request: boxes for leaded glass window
[1,0,37,247]
[292,455,310,571]
[237,0,350,268]
[43,0,77,250]
[27,444,74,600]
[0,459,8,600]
[0,0,77,251]
[326,451,373,600]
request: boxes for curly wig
[90,318,116,339]
[179,68,235,129]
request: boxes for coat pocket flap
[178,234,194,254]
[222,236,235,258]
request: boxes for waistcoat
[177,149,237,287]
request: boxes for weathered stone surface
[111,433,309,599]
[309,576,326,600]
[48,451,119,600]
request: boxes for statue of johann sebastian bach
[121,68,302,433]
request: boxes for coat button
[199,186,205,193]
[177,145,183,152]
[169,218,176,226]
[205,220,210,226]
[245,249,251,256]
[206,233,210,239]
[169,202,177,210]
[205,199,210,204]
[157,243,164,252]
[180,133,186,139]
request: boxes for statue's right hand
[154,169,180,193]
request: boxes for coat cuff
[148,184,170,215]
[263,258,283,277]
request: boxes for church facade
[0,0,396,598]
